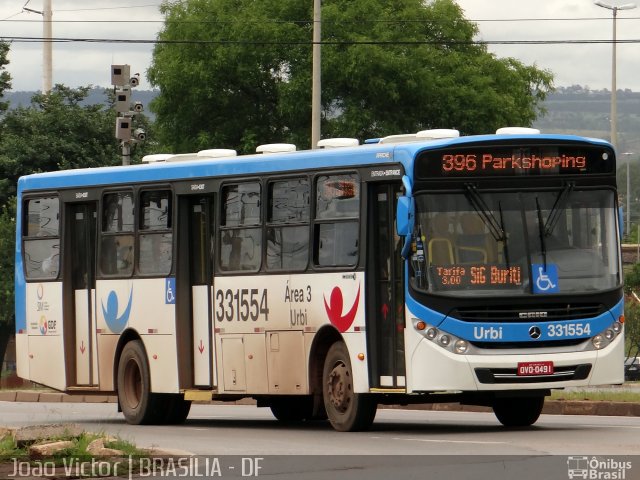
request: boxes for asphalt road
[3,402,640,456]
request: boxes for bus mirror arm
[396,195,415,258]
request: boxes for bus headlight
[592,335,604,350]
[454,340,469,354]
[587,322,623,351]
[411,318,471,355]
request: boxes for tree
[0,42,11,114]
[0,199,15,372]
[148,0,553,153]
[0,85,152,366]
[624,264,640,359]
[0,85,152,206]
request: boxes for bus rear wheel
[492,396,545,427]
[117,340,163,425]
[322,341,377,432]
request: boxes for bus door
[177,194,216,388]
[66,202,98,386]
[366,183,406,389]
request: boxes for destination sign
[417,143,615,178]
[431,264,523,290]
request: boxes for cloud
[1,0,638,91]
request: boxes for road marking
[388,437,507,445]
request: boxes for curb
[1,390,639,417]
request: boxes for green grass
[0,430,144,459]
[551,388,640,403]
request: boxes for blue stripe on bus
[406,285,623,343]
[439,298,623,343]
[14,199,26,333]
[16,134,610,193]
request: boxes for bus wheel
[492,396,545,427]
[269,396,314,422]
[117,340,161,425]
[162,394,192,424]
[322,341,377,432]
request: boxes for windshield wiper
[498,201,510,269]
[544,182,574,237]
[464,183,506,243]
[535,197,547,268]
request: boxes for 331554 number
[215,288,269,322]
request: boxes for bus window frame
[265,175,312,273]
[311,171,361,270]
[98,188,136,279]
[217,179,263,274]
[21,193,61,282]
[136,186,175,278]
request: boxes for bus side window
[313,174,360,267]
[100,191,134,277]
[138,190,172,276]
[219,182,262,272]
[23,196,60,280]
[266,178,310,271]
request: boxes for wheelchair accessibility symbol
[165,277,176,304]
[532,264,559,294]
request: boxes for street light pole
[594,1,637,152]
[311,0,321,149]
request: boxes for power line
[3,36,640,46]
[54,4,161,12]
[2,16,640,24]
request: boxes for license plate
[517,361,554,376]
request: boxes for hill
[3,85,640,158]
[533,85,640,159]
[3,88,159,120]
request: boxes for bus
[15,128,624,431]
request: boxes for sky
[0,0,639,92]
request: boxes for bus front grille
[475,364,592,384]
[451,304,604,323]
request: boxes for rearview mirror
[396,195,414,236]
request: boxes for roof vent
[317,138,359,148]
[256,143,297,154]
[496,127,541,135]
[379,134,418,144]
[417,129,460,140]
[142,154,173,163]
[197,149,237,158]
[164,153,202,162]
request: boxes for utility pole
[43,0,52,93]
[311,0,321,149]
[24,0,53,93]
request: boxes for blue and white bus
[15,128,624,431]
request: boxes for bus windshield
[410,188,620,296]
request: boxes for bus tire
[162,394,192,424]
[492,396,545,427]
[322,341,377,432]
[117,340,162,425]
[269,396,314,422]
